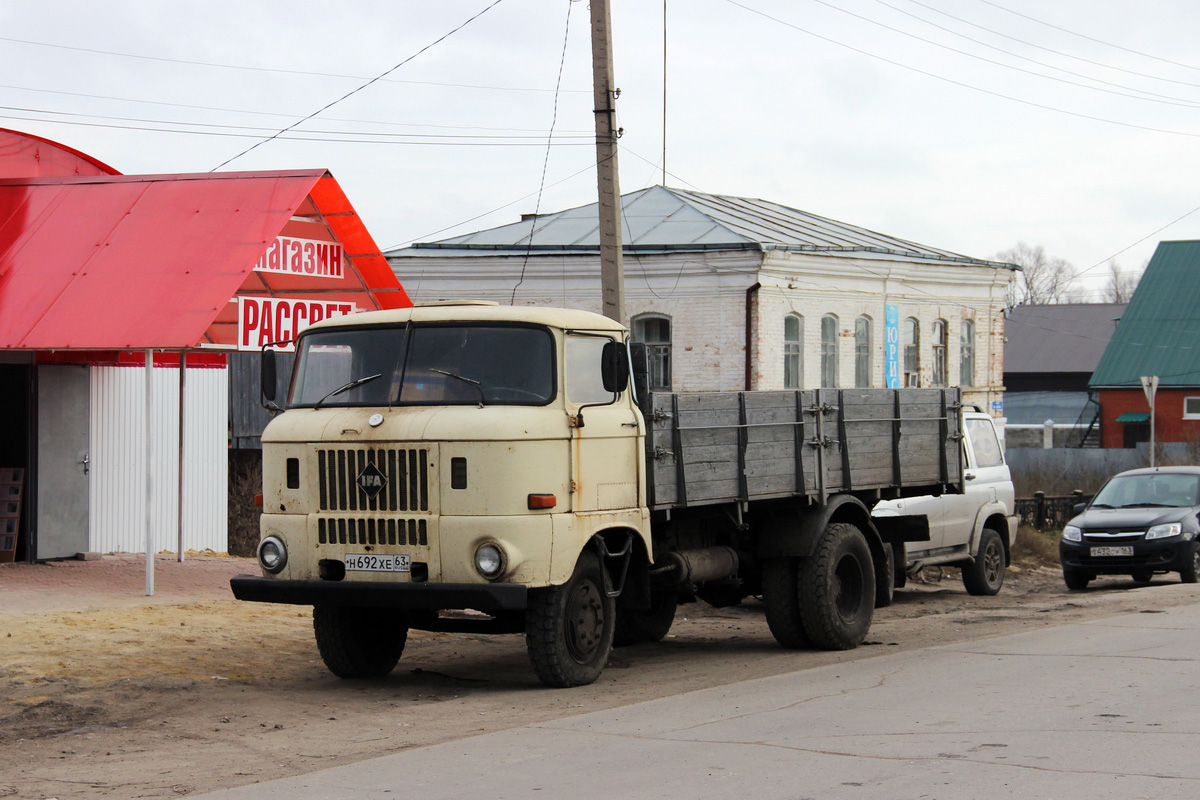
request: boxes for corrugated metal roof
[389,185,1010,268]
[1004,303,1126,375]
[1090,240,1200,387]
[0,169,410,350]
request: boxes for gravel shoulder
[3,558,1198,799]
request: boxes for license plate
[1090,546,1134,557]
[345,553,411,572]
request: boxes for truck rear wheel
[614,591,678,647]
[797,523,875,650]
[762,557,810,649]
[312,605,407,678]
[526,550,615,687]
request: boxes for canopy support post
[145,349,155,596]
[178,351,187,562]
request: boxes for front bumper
[230,575,527,612]
[1059,537,1194,574]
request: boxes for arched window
[633,314,672,390]
[931,319,947,387]
[960,319,976,386]
[820,314,839,388]
[854,316,872,388]
[903,317,920,387]
[784,314,803,389]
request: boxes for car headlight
[1146,523,1183,540]
[1062,525,1083,542]
[474,543,506,579]
[258,535,288,574]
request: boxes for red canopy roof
[0,168,410,350]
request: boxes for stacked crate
[0,467,23,563]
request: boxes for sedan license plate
[1090,546,1134,557]
[345,553,411,572]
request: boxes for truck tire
[875,542,896,608]
[762,557,809,649]
[962,528,1005,596]
[614,591,678,647]
[797,523,875,650]
[312,605,407,679]
[526,550,615,687]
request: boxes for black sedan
[1060,466,1200,590]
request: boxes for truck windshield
[287,324,556,408]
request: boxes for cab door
[565,335,641,513]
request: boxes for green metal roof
[1090,240,1200,387]
[1115,412,1150,422]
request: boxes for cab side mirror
[260,349,278,408]
[601,341,629,394]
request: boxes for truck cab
[872,410,1017,595]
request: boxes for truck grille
[318,517,428,546]
[317,448,429,512]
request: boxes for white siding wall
[89,365,228,554]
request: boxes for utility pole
[590,0,625,323]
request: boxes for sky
[5,0,1200,301]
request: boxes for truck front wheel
[312,605,407,678]
[797,523,875,650]
[526,550,616,687]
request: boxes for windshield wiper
[314,373,382,409]
[1089,503,1114,509]
[1120,502,1172,508]
[431,369,485,408]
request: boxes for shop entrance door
[36,364,90,559]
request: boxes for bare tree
[1103,260,1141,303]
[996,242,1076,307]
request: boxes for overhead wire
[721,0,1200,139]
[211,0,510,169]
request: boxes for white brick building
[388,187,1016,414]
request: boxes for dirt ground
[3,561,1199,800]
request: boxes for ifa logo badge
[356,463,387,499]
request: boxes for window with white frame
[633,314,672,390]
[960,319,976,386]
[821,314,839,387]
[903,317,920,387]
[1184,397,1200,419]
[784,314,803,389]
[931,319,947,387]
[855,316,872,388]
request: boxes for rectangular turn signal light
[527,493,557,510]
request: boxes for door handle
[965,472,976,481]
[81,453,90,475]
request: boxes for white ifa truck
[232,302,989,687]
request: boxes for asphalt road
[195,588,1200,800]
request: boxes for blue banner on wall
[885,304,900,388]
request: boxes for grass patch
[1012,525,1059,568]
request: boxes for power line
[211,0,510,170]
[897,0,1200,90]
[0,36,586,94]
[0,83,590,133]
[722,0,1200,139]
[972,0,1200,74]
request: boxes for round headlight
[474,543,505,579]
[258,536,288,574]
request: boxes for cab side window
[965,418,1003,467]
[566,336,617,405]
